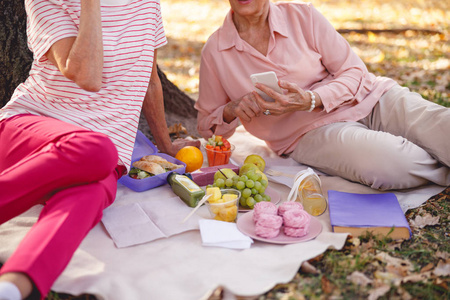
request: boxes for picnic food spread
[208,155,271,209]
[129,155,183,179]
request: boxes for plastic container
[167,172,205,207]
[286,168,327,216]
[205,189,241,222]
[118,130,186,192]
[203,144,235,167]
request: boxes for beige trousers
[291,85,450,190]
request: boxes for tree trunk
[0,0,199,141]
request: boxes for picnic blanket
[0,125,445,300]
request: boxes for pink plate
[238,186,281,212]
[236,211,323,244]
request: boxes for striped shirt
[0,0,167,169]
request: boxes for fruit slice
[206,187,222,202]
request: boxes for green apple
[244,154,266,172]
[214,168,237,181]
[239,163,259,176]
[255,169,268,182]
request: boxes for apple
[214,168,237,181]
[239,163,259,176]
[244,154,266,172]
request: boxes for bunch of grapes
[209,169,271,209]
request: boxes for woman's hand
[223,92,264,123]
[254,80,322,115]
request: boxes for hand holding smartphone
[250,71,282,102]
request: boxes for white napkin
[102,197,202,248]
[199,219,253,250]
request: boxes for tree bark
[0,0,199,140]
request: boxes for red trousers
[0,115,123,299]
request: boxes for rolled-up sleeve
[308,5,374,112]
[195,48,239,139]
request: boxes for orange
[175,146,204,173]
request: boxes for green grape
[242,188,252,198]
[215,178,225,188]
[239,175,248,182]
[246,197,256,208]
[262,193,271,202]
[254,172,262,181]
[254,181,262,191]
[232,175,240,182]
[247,170,257,181]
[251,188,258,195]
[225,178,234,187]
[206,184,214,189]
[235,181,246,190]
[245,179,255,188]
[254,194,263,202]
[239,197,247,207]
[260,179,268,187]
[258,185,266,194]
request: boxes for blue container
[118,130,186,192]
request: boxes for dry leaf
[433,260,450,277]
[300,261,319,274]
[346,271,372,286]
[375,252,413,271]
[420,263,434,273]
[400,271,432,284]
[168,123,187,137]
[321,275,334,294]
[410,213,440,228]
[368,284,390,300]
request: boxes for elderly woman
[195,0,449,190]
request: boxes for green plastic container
[167,173,205,207]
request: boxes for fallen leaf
[368,284,390,300]
[347,271,373,286]
[321,275,334,294]
[168,123,187,137]
[433,260,450,277]
[420,263,434,273]
[300,261,319,275]
[399,271,432,284]
[410,213,440,228]
[375,252,413,271]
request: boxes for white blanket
[0,126,445,300]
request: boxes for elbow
[64,60,103,92]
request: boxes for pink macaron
[253,201,278,222]
[254,213,283,238]
[277,201,303,217]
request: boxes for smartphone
[250,71,282,102]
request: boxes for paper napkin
[199,219,253,250]
[102,197,202,248]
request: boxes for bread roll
[132,161,165,175]
[141,155,182,170]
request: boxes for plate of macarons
[236,201,323,244]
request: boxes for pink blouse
[195,2,397,155]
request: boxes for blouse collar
[218,2,289,52]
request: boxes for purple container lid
[118,130,186,192]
